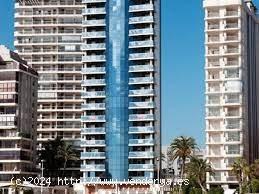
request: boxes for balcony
[81,115,106,122]
[82,55,106,62]
[83,19,105,26]
[129,53,154,60]
[82,31,106,38]
[129,16,154,24]
[129,126,154,134]
[82,67,105,74]
[207,98,220,105]
[226,123,240,129]
[226,150,240,155]
[226,23,239,29]
[81,43,106,50]
[129,164,154,170]
[129,40,154,48]
[82,103,105,110]
[128,152,154,158]
[226,11,239,17]
[81,79,105,86]
[129,77,153,84]
[81,91,105,98]
[207,36,220,43]
[81,128,105,134]
[129,114,154,121]
[129,65,153,72]
[81,139,105,146]
[129,4,154,12]
[129,139,154,145]
[207,49,219,55]
[225,98,240,104]
[83,0,106,3]
[207,24,219,30]
[207,110,221,117]
[209,176,221,182]
[129,102,154,108]
[81,152,105,158]
[83,8,106,15]
[129,28,154,36]
[81,164,105,171]
[226,35,239,41]
[225,48,239,54]
[129,89,154,96]
[207,12,219,18]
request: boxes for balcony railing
[226,23,239,29]
[129,114,154,121]
[129,164,154,170]
[129,65,153,72]
[81,91,105,98]
[81,139,105,146]
[81,164,105,171]
[129,4,154,12]
[129,102,154,108]
[82,103,105,109]
[129,139,154,145]
[226,150,240,155]
[81,128,105,134]
[129,28,154,36]
[81,79,105,85]
[226,123,240,129]
[83,8,106,15]
[129,53,154,60]
[129,152,154,158]
[226,11,238,16]
[129,16,154,24]
[129,40,154,48]
[129,126,154,133]
[82,55,106,62]
[82,67,105,73]
[208,24,219,30]
[207,12,219,17]
[129,77,154,84]
[81,115,106,121]
[81,152,105,158]
[82,31,105,38]
[83,19,105,26]
[129,89,154,96]
[81,43,106,50]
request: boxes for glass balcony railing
[129,65,153,72]
[129,164,154,170]
[82,31,105,38]
[129,16,154,24]
[81,139,105,145]
[226,11,239,16]
[83,8,106,15]
[207,12,219,18]
[81,164,105,171]
[226,23,239,29]
[129,114,154,121]
[81,152,105,158]
[225,98,240,104]
[82,67,105,73]
[82,55,106,62]
[129,89,154,96]
[129,4,154,12]
[81,79,105,85]
[81,128,105,134]
[129,40,154,47]
[208,24,219,30]
[226,123,240,129]
[83,0,106,3]
[129,77,154,84]
[81,91,105,97]
[129,152,154,158]
[226,150,240,155]
[129,102,154,108]
[81,115,106,121]
[83,19,105,26]
[129,139,154,145]
[82,103,105,109]
[81,43,106,50]
[129,126,154,133]
[129,28,154,36]
[129,53,154,60]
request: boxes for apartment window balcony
[226,11,239,17]
[208,37,220,43]
[129,4,154,12]
[207,12,219,18]
[81,140,105,146]
[225,72,239,79]
[225,48,239,54]
[207,73,220,80]
[129,126,154,133]
[82,31,106,38]
[83,8,106,15]
[81,164,105,171]
[207,49,219,55]
[129,16,154,24]
[81,79,105,86]
[82,67,105,74]
[226,60,239,66]
[226,149,240,155]
[129,102,154,108]
[207,24,219,30]
[129,40,154,48]
[207,110,221,117]
[128,152,154,158]
[129,28,154,36]
[225,96,240,104]
[129,77,154,84]
[226,35,239,41]
[81,152,105,158]
[129,89,154,96]
[129,164,154,170]
[81,43,106,50]
[226,135,240,142]
[83,19,105,26]
[81,128,105,134]
[207,86,220,93]
[129,139,154,145]
[82,55,106,62]
[226,23,239,29]
[209,136,221,143]
[129,53,154,60]
[129,65,153,72]
[81,91,106,98]
[81,115,106,122]
[207,98,220,105]
[81,103,105,110]
[83,0,106,3]
[226,123,240,129]
[129,114,154,121]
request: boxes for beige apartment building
[204,0,259,189]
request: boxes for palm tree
[167,136,196,179]
[187,157,213,194]
[231,158,250,194]
[56,142,78,177]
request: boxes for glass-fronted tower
[81,0,161,181]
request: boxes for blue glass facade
[105,0,129,180]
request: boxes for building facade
[0,45,38,183]
[204,0,259,189]
[14,0,84,177]
[81,0,161,181]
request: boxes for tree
[231,158,250,194]
[187,157,213,194]
[250,159,259,179]
[167,136,197,179]
[56,142,79,177]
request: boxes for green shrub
[251,179,259,193]
[208,187,224,194]
[189,187,202,194]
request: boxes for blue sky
[4,0,258,147]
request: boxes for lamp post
[41,160,44,194]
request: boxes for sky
[3,0,257,147]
